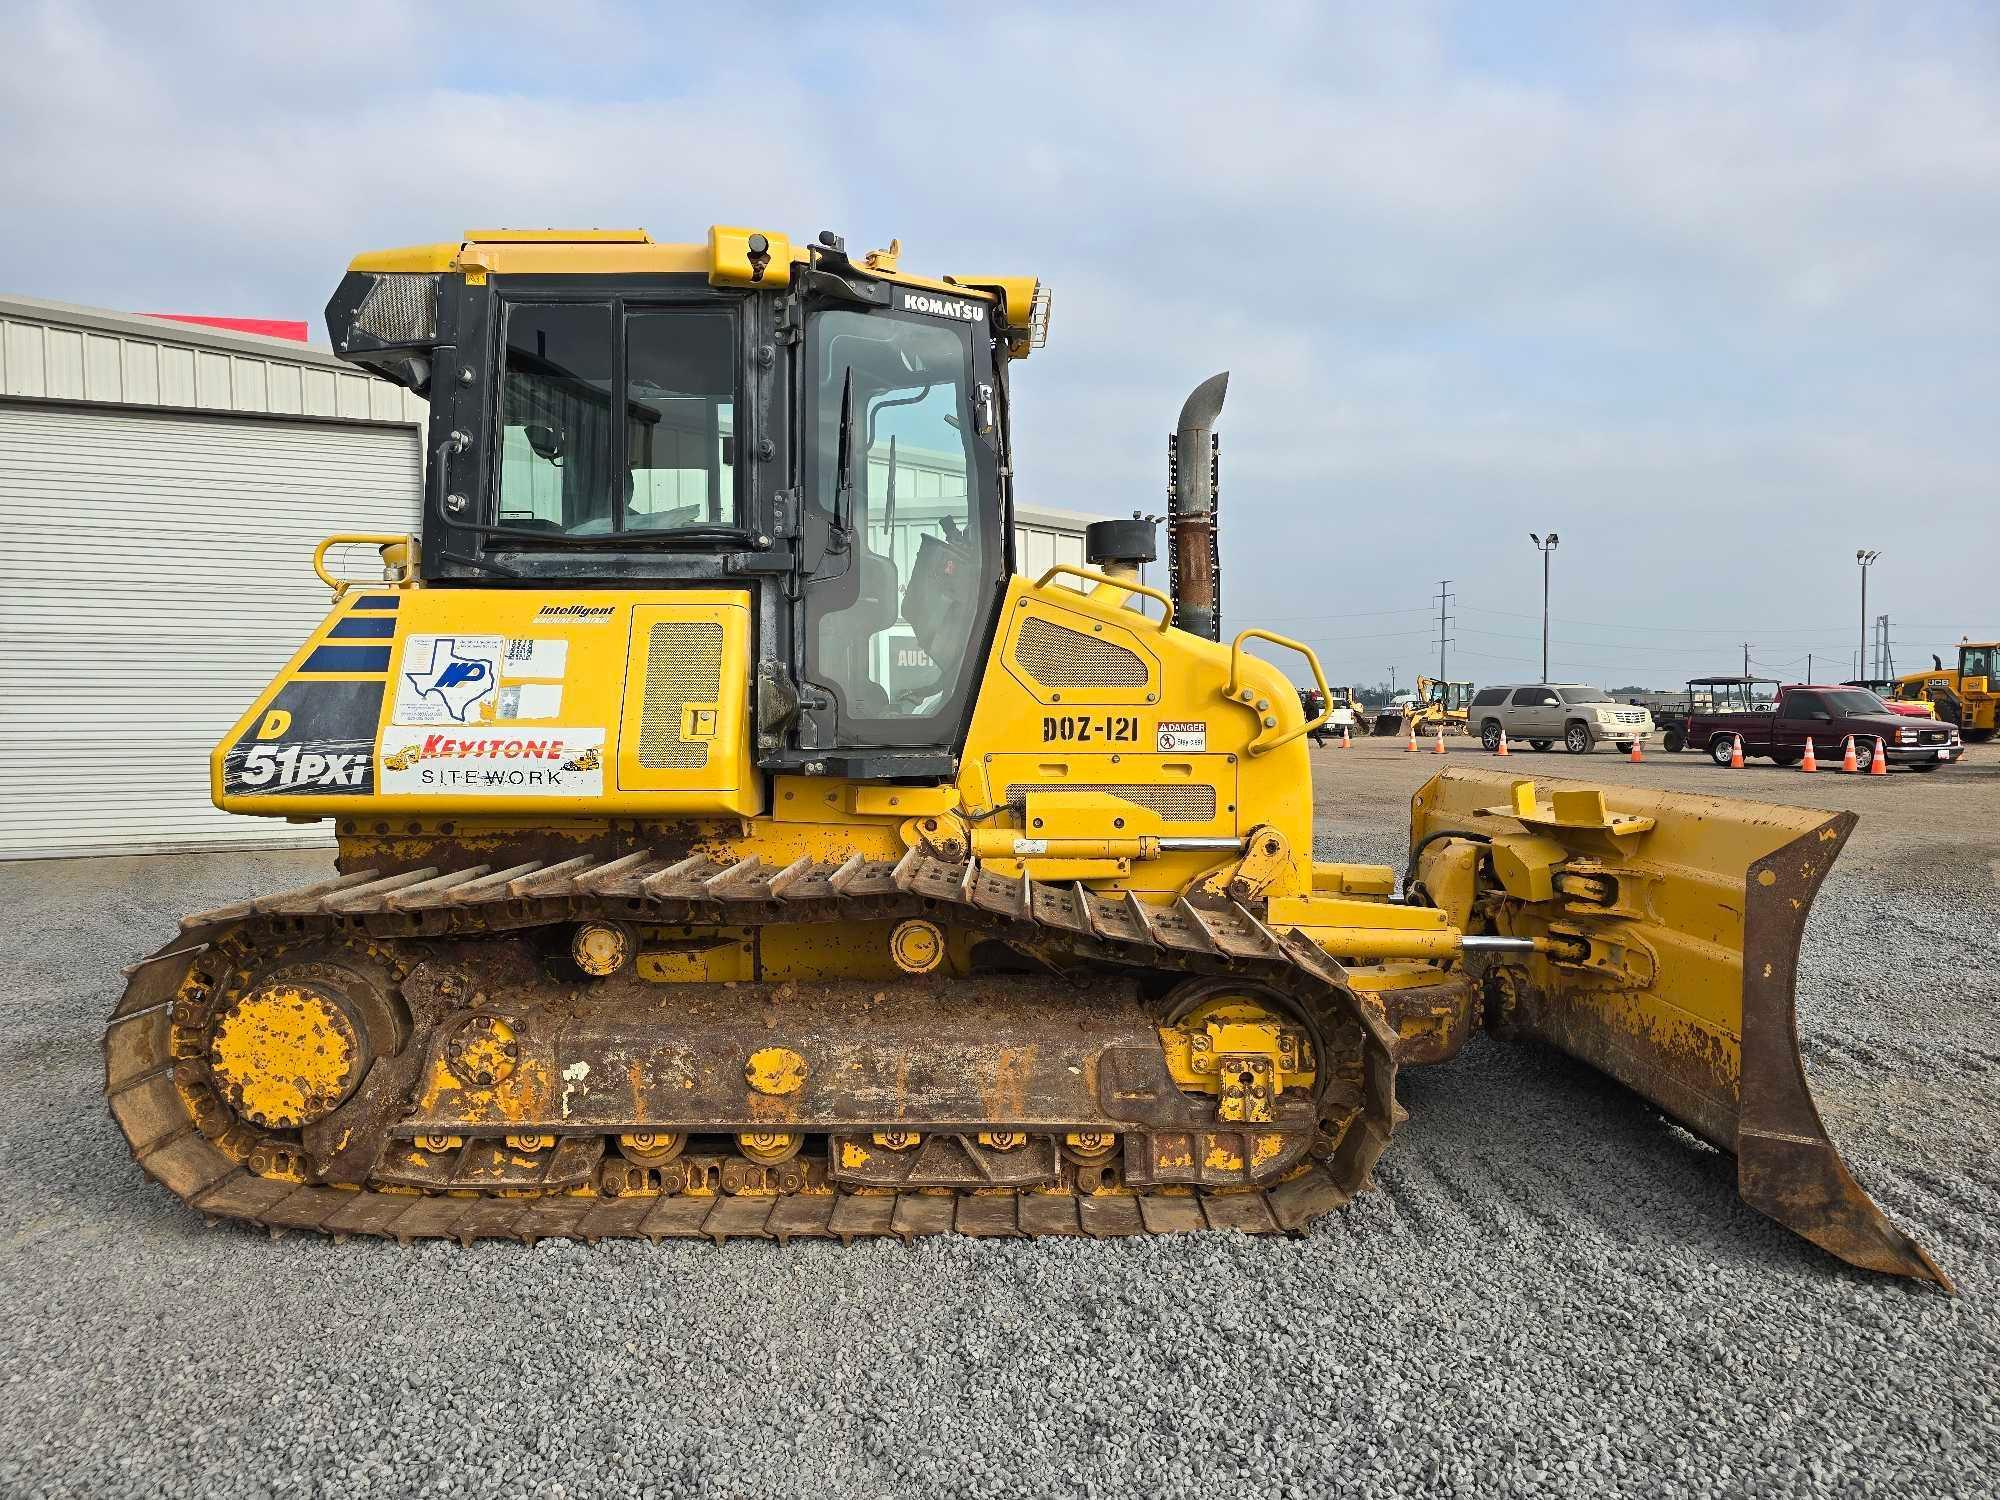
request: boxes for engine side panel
[212,588,759,820]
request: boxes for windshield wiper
[884,434,897,537]
[831,366,855,552]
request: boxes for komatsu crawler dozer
[106,227,1944,1284]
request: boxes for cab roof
[344,225,1046,353]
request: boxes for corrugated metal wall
[1012,514,1090,578]
[0,405,422,857]
[0,297,428,425]
[0,296,427,859]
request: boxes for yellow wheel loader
[104,226,1944,1285]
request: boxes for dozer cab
[105,226,1944,1285]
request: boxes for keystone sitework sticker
[377,728,604,796]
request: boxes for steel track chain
[105,847,1397,1246]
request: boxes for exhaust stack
[1168,372,1228,640]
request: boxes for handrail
[1227,628,1331,757]
[1033,564,1175,630]
[314,533,418,597]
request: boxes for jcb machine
[1893,643,1999,741]
[105,227,1944,1284]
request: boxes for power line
[1254,605,1435,625]
[1459,603,1966,637]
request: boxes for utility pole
[1530,533,1560,681]
[1807,652,1813,683]
[1433,579,1453,683]
[1388,666,1398,695]
[1743,642,1751,677]
[1857,549,1880,682]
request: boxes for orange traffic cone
[1729,733,1745,769]
[1496,729,1510,756]
[1339,725,1351,750]
[1801,736,1818,772]
[1433,730,1447,754]
[1406,729,1418,753]
[1628,737,1644,763]
[1868,736,1888,775]
[1840,735,1859,773]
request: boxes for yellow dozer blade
[1411,767,1950,1289]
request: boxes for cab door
[1773,691,1829,757]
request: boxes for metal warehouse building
[0,294,1098,859]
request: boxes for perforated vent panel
[354,273,440,344]
[638,621,723,769]
[1003,783,1218,824]
[1014,617,1147,688]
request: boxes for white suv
[1469,684,1654,754]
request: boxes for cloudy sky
[3,1,1993,689]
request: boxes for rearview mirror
[524,424,565,463]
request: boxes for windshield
[803,307,996,746]
[1964,646,1994,678]
[495,301,737,537]
[1558,687,1612,704]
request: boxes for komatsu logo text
[900,292,983,323]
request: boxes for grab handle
[313,533,418,596]
[1227,628,1330,756]
[1033,564,1175,630]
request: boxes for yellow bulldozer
[104,226,1943,1286]
[1892,643,1999,742]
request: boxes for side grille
[1014,617,1147,689]
[638,621,723,769]
[1003,782,1218,824]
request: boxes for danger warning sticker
[1156,721,1207,753]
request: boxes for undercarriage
[106,847,1426,1244]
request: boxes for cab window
[803,308,997,746]
[1780,692,1827,719]
[495,301,736,536]
[1963,647,1993,678]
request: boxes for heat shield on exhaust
[1410,767,1950,1290]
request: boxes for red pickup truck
[1662,678,1962,770]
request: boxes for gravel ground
[2,763,1996,1498]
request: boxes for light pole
[1857,549,1880,678]
[1530,533,1560,681]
